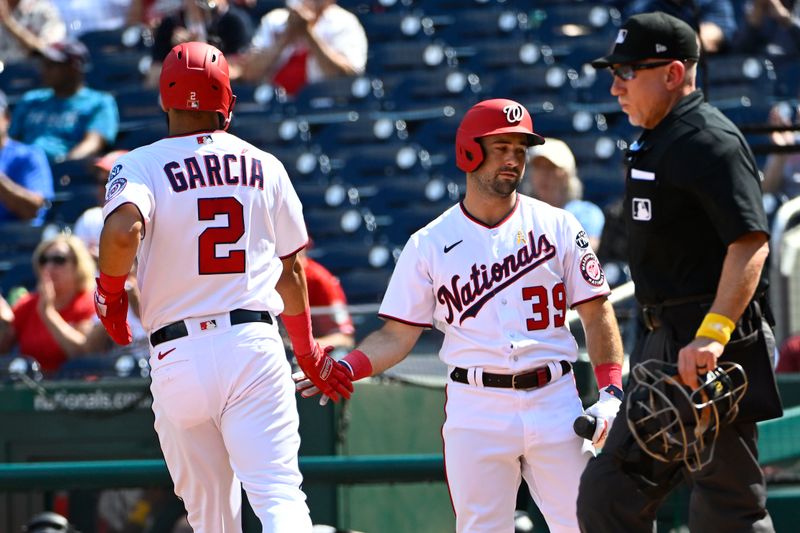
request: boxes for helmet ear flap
[457,137,484,173]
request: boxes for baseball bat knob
[573,414,597,440]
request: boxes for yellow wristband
[128,500,151,526]
[695,312,736,345]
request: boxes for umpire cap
[591,11,700,68]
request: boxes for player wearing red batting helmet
[294,96,625,532]
[95,40,346,533]
[455,98,545,173]
[159,41,237,130]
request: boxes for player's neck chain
[437,230,556,325]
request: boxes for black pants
[577,310,775,532]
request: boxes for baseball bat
[573,414,597,440]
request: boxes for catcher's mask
[626,360,748,472]
[455,98,545,173]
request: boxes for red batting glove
[94,274,132,345]
[295,343,354,402]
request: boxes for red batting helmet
[159,42,236,130]
[455,98,544,172]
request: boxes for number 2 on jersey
[197,197,245,275]
[522,282,566,331]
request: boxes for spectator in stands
[624,0,738,53]
[145,0,253,87]
[9,38,119,163]
[0,0,66,62]
[761,101,800,199]
[0,89,54,225]
[777,333,800,372]
[234,0,367,96]
[734,0,800,55]
[0,233,96,373]
[51,0,131,38]
[72,149,128,258]
[299,248,355,350]
[524,138,605,250]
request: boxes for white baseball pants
[443,372,594,533]
[148,317,312,533]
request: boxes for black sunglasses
[38,254,70,266]
[608,60,675,81]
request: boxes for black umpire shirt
[623,90,769,305]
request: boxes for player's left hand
[292,369,334,406]
[94,280,132,346]
[678,337,724,389]
[583,385,623,448]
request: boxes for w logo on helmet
[503,104,524,124]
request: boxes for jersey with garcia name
[101,131,308,332]
[379,194,610,372]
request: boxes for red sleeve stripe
[279,241,309,260]
[570,292,611,309]
[378,313,432,328]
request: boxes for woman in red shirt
[0,234,96,373]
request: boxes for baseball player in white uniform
[93,42,352,533]
[296,99,626,532]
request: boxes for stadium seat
[80,27,150,56]
[85,50,147,92]
[0,222,44,256]
[115,120,168,150]
[391,68,484,109]
[114,86,162,126]
[289,75,383,115]
[0,254,36,293]
[337,267,393,304]
[367,40,450,76]
[0,61,40,102]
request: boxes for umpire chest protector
[623,90,766,305]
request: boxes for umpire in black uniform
[576,12,783,532]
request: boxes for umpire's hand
[678,337,724,389]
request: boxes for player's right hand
[294,344,354,403]
[94,280,132,346]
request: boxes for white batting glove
[292,370,330,406]
[583,385,623,448]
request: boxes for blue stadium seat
[361,175,461,214]
[115,120,168,150]
[314,117,403,148]
[360,10,430,44]
[367,40,449,75]
[85,50,147,92]
[0,254,36,293]
[0,61,40,102]
[375,203,451,244]
[337,267,393,304]
[289,75,383,115]
[0,222,44,255]
[114,86,162,126]
[80,27,150,55]
[391,68,484,109]
[303,206,377,241]
[435,6,525,42]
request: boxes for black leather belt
[449,360,572,390]
[150,309,273,347]
[641,306,663,331]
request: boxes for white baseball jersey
[101,130,308,332]
[380,194,610,372]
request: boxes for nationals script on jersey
[101,131,308,332]
[379,194,610,372]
